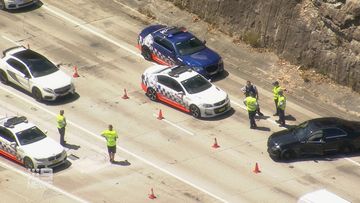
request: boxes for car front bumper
[33,152,67,169]
[200,100,231,118]
[42,85,75,101]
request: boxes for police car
[0,46,75,101]
[0,116,67,169]
[141,65,231,118]
[0,0,38,10]
[137,25,224,78]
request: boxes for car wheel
[141,46,152,61]
[190,105,201,118]
[281,150,296,160]
[32,87,43,102]
[0,70,9,84]
[146,87,157,101]
[24,157,34,169]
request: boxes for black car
[267,117,360,160]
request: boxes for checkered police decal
[156,84,187,107]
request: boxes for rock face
[165,0,360,92]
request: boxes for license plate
[218,107,226,112]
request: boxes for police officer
[56,110,67,146]
[243,92,258,129]
[101,124,118,163]
[242,80,264,116]
[272,81,282,116]
[277,90,286,127]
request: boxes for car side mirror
[44,130,48,135]
[203,40,207,45]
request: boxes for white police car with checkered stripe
[141,65,231,118]
[0,116,67,169]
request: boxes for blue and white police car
[137,25,224,78]
[141,65,231,118]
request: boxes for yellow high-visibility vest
[101,130,118,147]
[245,96,257,112]
[56,115,66,129]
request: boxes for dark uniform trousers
[58,127,65,145]
[248,111,257,127]
[278,109,285,125]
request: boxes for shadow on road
[63,143,80,150]
[112,160,131,166]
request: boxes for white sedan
[0,116,67,169]
[0,46,75,101]
[141,65,231,118]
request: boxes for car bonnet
[20,137,64,159]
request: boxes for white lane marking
[152,113,195,136]
[41,5,142,58]
[2,35,21,46]
[0,86,228,202]
[345,158,360,167]
[255,67,267,74]
[0,160,88,203]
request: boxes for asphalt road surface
[0,1,359,202]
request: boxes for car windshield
[16,126,46,145]
[27,58,59,78]
[181,75,212,94]
[175,37,205,55]
[293,121,310,140]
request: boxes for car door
[301,130,325,156]
[5,58,32,91]
[156,75,186,110]
[322,128,347,153]
[0,127,20,162]
[153,36,177,65]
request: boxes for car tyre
[146,87,157,101]
[190,105,201,118]
[141,46,152,61]
[32,87,43,102]
[24,157,34,169]
[281,150,296,160]
[0,70,9,84]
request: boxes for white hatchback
[141,65,231,118]
[0,46,75,101]
[0,116,67,169]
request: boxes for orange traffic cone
[157,109,164,120]
[212,138,220,148]
[122,88,129,99]
[73,66,80,78]
[148,188,156,199]
[253,162,261,174]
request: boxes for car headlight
[34,157,48,162]
[202,104,213,108]
[192,66,203,72]
[271,144,281,151]
[43,88,54,94]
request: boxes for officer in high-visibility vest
[277,90,286,127]
[272,81,282,116]
[241,80,264,116]
[101,124,118,163]
[243,92,258,129]
[56,110,67,146]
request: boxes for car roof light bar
[4,116,28,128]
